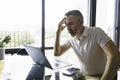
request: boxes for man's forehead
[65,15,77,22]
[65,15,75,19]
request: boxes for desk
[3,55,101,80]
[44,69,101,80]
[4,55,73,80]
[4,55,34,80]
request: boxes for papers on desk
[62,67,80,76]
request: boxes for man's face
[65,15,83,37]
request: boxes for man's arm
[54,30,70,56]
[101,40,120,80]
[54,18,70,56]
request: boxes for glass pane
[45,0,89,67]
[0,0,42,48]
[96,0,115,40]
[45,0,88,47]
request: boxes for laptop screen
[24,45,52,68]
[24,45,72,70]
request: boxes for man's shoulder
[88,26,102,30]
[87,26,103,32]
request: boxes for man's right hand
[57,18,66,32]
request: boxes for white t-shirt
[66,27,111,75]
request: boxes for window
[0,0,42,48]
[45,0,88,47]
[45,0,89,67]
[96,0,115,40]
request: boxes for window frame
[114,0,120,48]
[6,0,120,54]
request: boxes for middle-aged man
[54,10,120,80]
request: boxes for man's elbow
[109,53,120,66]
[54,54,60,56]
[54,52,61,56]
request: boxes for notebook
[23,45,72,70]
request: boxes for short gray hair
[65,10,83,21]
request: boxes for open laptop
[24,45,72,70]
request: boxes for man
[54,10,120,80]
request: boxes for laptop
[23,45,72,70]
